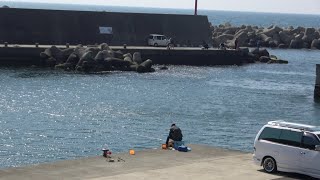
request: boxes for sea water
[0,2,320,168]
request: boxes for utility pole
[194,0,198,15]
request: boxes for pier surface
[0,145,310,180]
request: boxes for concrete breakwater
[0,8,211,46]
[0,45,258,67]
[41,44,155,73]
[211,23,320,50]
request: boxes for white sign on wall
[99,27,113,34]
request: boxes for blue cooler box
[178,145,188,152]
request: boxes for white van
[147,34,171,47]
[253,121,320,178]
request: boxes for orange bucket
[129,149,135,155]
[162,144,167,149]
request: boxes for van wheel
[154,43,158,47]
[262,157,277,173]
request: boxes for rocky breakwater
[239,47,288,64]
[40,44,155,73]
[211,23,320,50]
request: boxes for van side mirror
[315,145,320,151]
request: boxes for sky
[5,0,320,15]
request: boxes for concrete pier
[0,145,310,180]
[0,8,211,46]
[315,64,320,100]
[0,45,255,66]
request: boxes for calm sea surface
[1,2,320,169]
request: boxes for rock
[100,43,111,51]
[86,47,100,57]
[262,26,282,37]
[41,46,65,64]
[259,34,272,42]
[40,48,52,59]
[106,57,131,70]
[315,32,320,39]
[279,31,294,45]
[272,33,281,43]
[136,59,153,73]
[114,50,124,59]
[76,51,95,68]
[65,53,79,66]
[250,48,269,58]
[250,48,259,55]
[159,66,168,70]
[267,59,289,64]
[74,46,87,58]
[268,41,277,47]
[294,33,304,41]
[289,39,303,49]
[305,27,316,36]
[55,63,67,70]
[2,5,10,8]
[124,56,133,62]
[216,34,234,41]
[45,57,57,67]
[292,26,305,34]
[259,49,270,57]
[248,39,256,47]
[95,50,110,62]
[278,44,288,49]
[223,30,235,35]
[247,31,256,39]
[123,53,133,59]
[302,42,310,49]
[213,34,234,46]
[133,52,142,64]
[259,56,271,63]
[229,30,249,47]
[61,48,74,59]
[311,39,320,49]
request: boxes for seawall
[0,8,211,46]
[0,45,254,66]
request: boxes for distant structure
[2,5,10,8]
[194,0,198,15]
[315,64,320,101]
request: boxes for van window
[278,130,302,147]
[149,36,153,40]
[258,127,281,142]
[156,36,162,40]
[302,132,320,150]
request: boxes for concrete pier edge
[0,144,310,180]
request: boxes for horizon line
[1,1,320,16]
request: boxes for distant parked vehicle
[253,120,320,179]
[147,34,172,47]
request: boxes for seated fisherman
[166,123,183,147]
